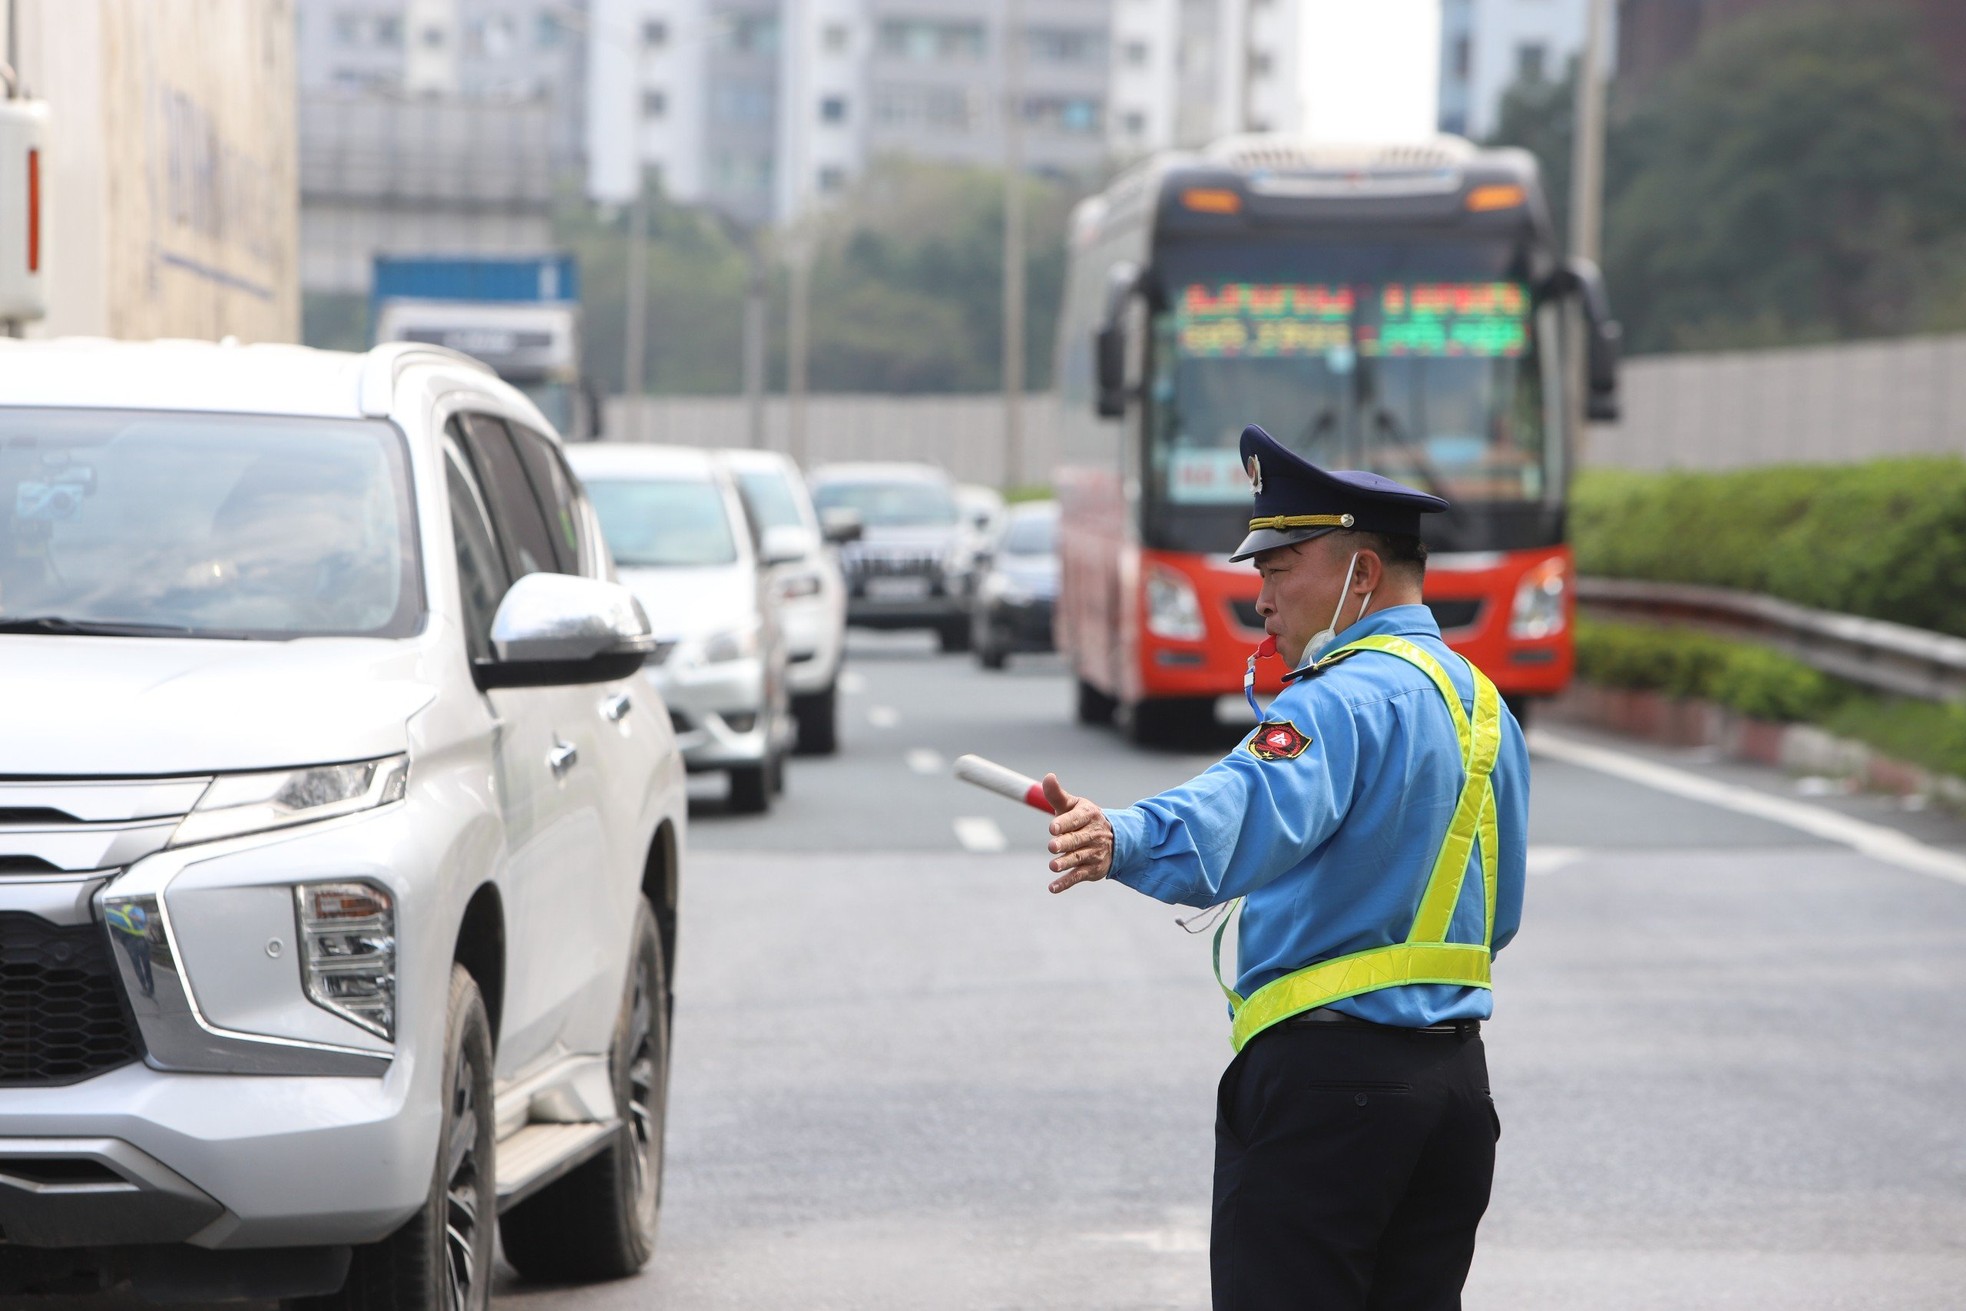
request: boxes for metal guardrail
[1577,577,1966,702]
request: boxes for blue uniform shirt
[1107,604,1529,1027]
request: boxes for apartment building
[587,0,1113,226]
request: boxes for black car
[972,501,1059,670]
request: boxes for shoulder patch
[1248,719,1312,761]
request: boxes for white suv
[0,340,687,1308]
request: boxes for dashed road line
[953,817,1007,852]
[905,748,944,775]
[1526,845,1588,876]
[867,705,899,729]
[1530,729,1966,889]
[839,670,867,695]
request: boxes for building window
[333,13,361,46]
[822,22,850,53]
[421,23,446,48]
[1123,39,1149,66]
[643,89,667,118]
[818,165,847,193]
[727,14,780,54]
[871,83,977,132]
[643,19,669,47]
[535,12,563,47]
[1515,42,1547,82]
[876,18,985,62]
[711,82,777,124]
[1022,95,1103,135]
[1122,109,1146,136]
[1025,26,1105,65]
[375,15,402,47]
[1452,35,1471,79]
[819,95,848,124]
[1248,51,1273,77]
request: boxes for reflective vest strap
[1229,943,1492,1052]
[1221,636,1505,1053]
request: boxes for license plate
[865,576,930,602]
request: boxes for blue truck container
[370,254,579,325]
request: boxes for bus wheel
[1075,678,1116,726]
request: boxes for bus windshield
[1148,241,1558,514]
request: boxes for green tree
[1486,61,1576,251]
[1604,3,1966,352]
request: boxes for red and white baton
[952,754,1057,814]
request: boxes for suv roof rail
[358,342,495,417]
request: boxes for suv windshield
[0,409,420,639]
[1001,510,1057,555]
[734,470,805,531]
[586,478,738,567]
[812,479,957,528]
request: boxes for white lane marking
[867,705,899,729]
[839,670,867,695]
[1526,845,1587,876]
[953,817,1007,852]
[1529,729,1966,889]
[906,748,944,775]
[1081,1228,1210,1254]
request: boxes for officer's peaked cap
[1229,424,1450,563]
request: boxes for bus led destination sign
[1175,281,1528,360]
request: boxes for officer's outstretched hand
[1044,773,1114,894]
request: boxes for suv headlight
[171,756,408,848]
[1509,557,1569,640]
[1145,566,1206,641]
[296,881,395,1040]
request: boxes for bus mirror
[1550,258,1622,423]
[1586,320,1621,422]
[1095,323,1127,417]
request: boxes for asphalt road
[39,631,1966,1309]
[503,632,1966,1310]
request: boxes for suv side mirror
[819,506,863,545]
[760,524,810,567]
[474,573,657,689]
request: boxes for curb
[1545,682,1966,813]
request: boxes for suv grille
[0,913,142,1086]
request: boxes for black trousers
[1211,1021,1498,1311]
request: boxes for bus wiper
[1368,409,1449,498]
[0,616,209,638]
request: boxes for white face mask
[1302,550,1373,664]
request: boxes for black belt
[1286,1008,1480,1037]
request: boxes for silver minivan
[568,444,796,813]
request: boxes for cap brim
[1228,524,1344,563]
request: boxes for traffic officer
[1040,423,1528,1311]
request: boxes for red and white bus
[1052,135,1620,741]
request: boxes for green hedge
[1571,459,1966,638]
[1576,619,1966,777]
[1574,619,1846,722]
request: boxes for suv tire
[501,903,670,1282]
[728,763,771,814]
[936,618,970,653]
[792,682,839,756]
[291,966,494,1311]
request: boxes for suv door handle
[547,739,579,776]
[602,692,633,722]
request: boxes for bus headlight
[1509,558,1569,640]
[1145,567,1206,641]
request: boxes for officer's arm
[1103,689,1360,908]
[1489,714,1532,953]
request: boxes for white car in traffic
[0,339,685,1309]
[717,447,850,755]
[568,444,797,811]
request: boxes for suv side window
[506,422,589,576]
[454,414,563,579]
[445,446,511,664]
